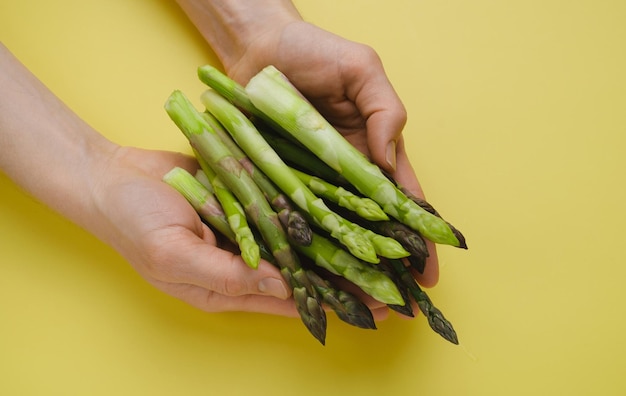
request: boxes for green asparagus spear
[197,64,466,251]
[290,167,389,222]
[193,168,213,192]
[201,111,312,246]
[164,90,327,344]
[245,66,461,248]
[305,269,376,330]
[202,89,410,261]
[162,166,236,243]
[260,125,432,271]
[389,259,459,344]
[323,199,429,275]
[356,225,410,260]
[378,259,415,317]
[294,232,404,306]
[200,88,381,264]
[193,151,260,269]
[197,65,355,190]
[373,221,430,260]
[259,128,351,187]
[198,64,295,141]
[259,241,376,330]
[378,167,468,250]
[197,65,256,115]
[399,186,468,250]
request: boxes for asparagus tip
[416,298,459,345]
[286,211,313,246]
[407,255,427,274]
[451,224,468,249]
[336,291,377,330]
[388,303,415,318]
[424,305,459,345]
[293,287,327,345]
[336,309,377,330]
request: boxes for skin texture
[0,0,437,320]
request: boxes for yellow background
[2,0,625,394]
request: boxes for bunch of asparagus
[162,65,467,345]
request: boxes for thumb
[356,74,407,174]
[366,107,406,173]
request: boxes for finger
[392,137,423,196]
[369,306,390,322]
[349,63,407,173]
[155,225,292,300]
[365,101,407,174]
[153,281,300,316]
[390,140,440,287]
[413,242,440,287]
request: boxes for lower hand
[88,145,302,315]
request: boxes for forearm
[174,0,301,72]
[0,43,117,231]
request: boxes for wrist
[0,43,119,233]
[175,0,302,72]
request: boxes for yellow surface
[2,0,626,394]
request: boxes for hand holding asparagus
[163,65,467,345]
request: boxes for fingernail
[386,141,397,171]
[258,278,290,299]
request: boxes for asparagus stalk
[290,167,389,222]
[168,167,282,266]
[354,224,410,260]
[389,259,459,344]
[261,126,433,271]
[378,166,468,250]
[165,90,327,344]
[259,128,350,189]
[202,89,410,261]
[197,65,257,115]
[200,88,381,264]
[194,168,213,192]
[373,221,430,260]
[197,64,296,142]
[305,268,376,330]
[259,246,376,330]
[407,254,427,274]
[294,232,405,306]
[324,199,430,275]
[193,150,260,269]
[399,186,468,250]
[162,167,236,243]
[201,111,312,246]
[245,66,461,248]
[377,259,415,317]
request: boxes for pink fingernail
[258,278,289,299]
[386,141,397,171]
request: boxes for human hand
[1,42,306,316]
[86,145,393,319]
[225,21,440,287]
[86,145,303,315]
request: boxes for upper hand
[225,21,439,286]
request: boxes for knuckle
[221,273,247,296]
[339,44,380,75]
